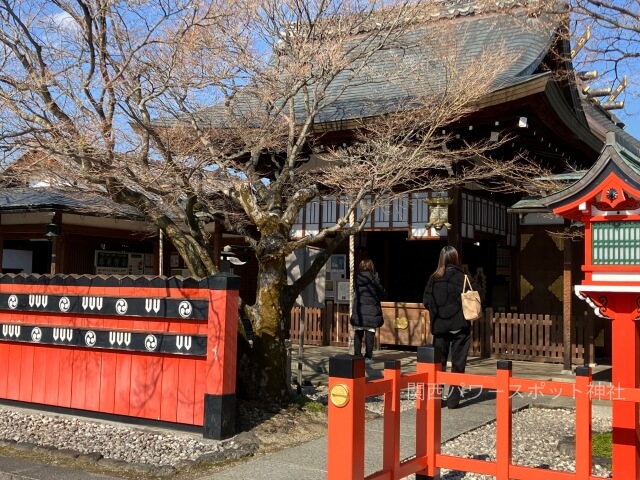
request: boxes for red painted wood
[0,345,10,398]
[113,353,132,416]
[18,344,34,402]
[84,351,102,412]
[6,344,22,400]
[193,358,206,425]
[176,358,196,425]
[70,348,88,409]
[0,278,236,430]
[206,289,239,396]
[610,296,640,479]
[143,355,163,421]
[327,364,366,480]
[425,361,442,478]
[496,367,513,479]
[43,346,61,406]
[575,371,592,478]
[128,353,147,417]
[99,351,117,414]
[160,357,179,423]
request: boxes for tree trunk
[242,255,290,403]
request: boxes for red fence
[0,273,239,439]
[328,346,635,479]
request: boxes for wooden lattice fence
[290,305,600,364]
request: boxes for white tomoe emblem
[31,327,42,342]
[144,335,158,351]
[145,299,161,313]
[7,295,18,310]
[115,299,128,315]
[82,297,104,311]
[176,335,192,351]
[85,331,96,347]
[2,325,20,338]
[53,328,73,342]
[59,297,71,312]
[28,295,48,308]
[178,301,193,318]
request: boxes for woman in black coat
[423,246,484,408]
[351,258,384,364]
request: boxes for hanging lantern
[424,195,453,230]
[44,220,61,238]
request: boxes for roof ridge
[279,0,537,39]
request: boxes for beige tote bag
[461,275,482,321]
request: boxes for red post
[496,360,512,480]
[416,345,442,480]
[327,354,366,480]
[575,366,592,478]
[382,360,401,475]
[203,273,239,440]
[610,295,640,479]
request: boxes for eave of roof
[0,187,143,220]
[542,131,640,212]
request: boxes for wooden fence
[290,304,600,364]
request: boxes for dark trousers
[354,329,375,359]
[433,329,471,407]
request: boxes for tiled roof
[583,99,640,156]
[0,187,143,219]
[156,1,560,128]
[541,131,640,216]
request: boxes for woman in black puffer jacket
[350,258,384,364]
[423,246,484,408]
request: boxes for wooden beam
[563,233,573,372]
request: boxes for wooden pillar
[0,215,4,273]
[49,212,63,274]
[610,294,640,479]
[447,187,463,253]
[204,274,239,440]
[562,236,573,372]
[327,355,366,480]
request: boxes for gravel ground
[0,406,224,468]
[434,407,612,480]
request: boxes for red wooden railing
[328,346,632,479]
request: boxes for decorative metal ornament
[424,196,453,230]
[329,384,350,408]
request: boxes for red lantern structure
[545,131,640,478]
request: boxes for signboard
[336,280,350,303]
[95,251,153,275]
[95,251,129,275]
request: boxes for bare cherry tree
[0,0,550,401]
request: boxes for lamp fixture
[45,220,61,239]
[220,245,246,266]
[424,195,453,230]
